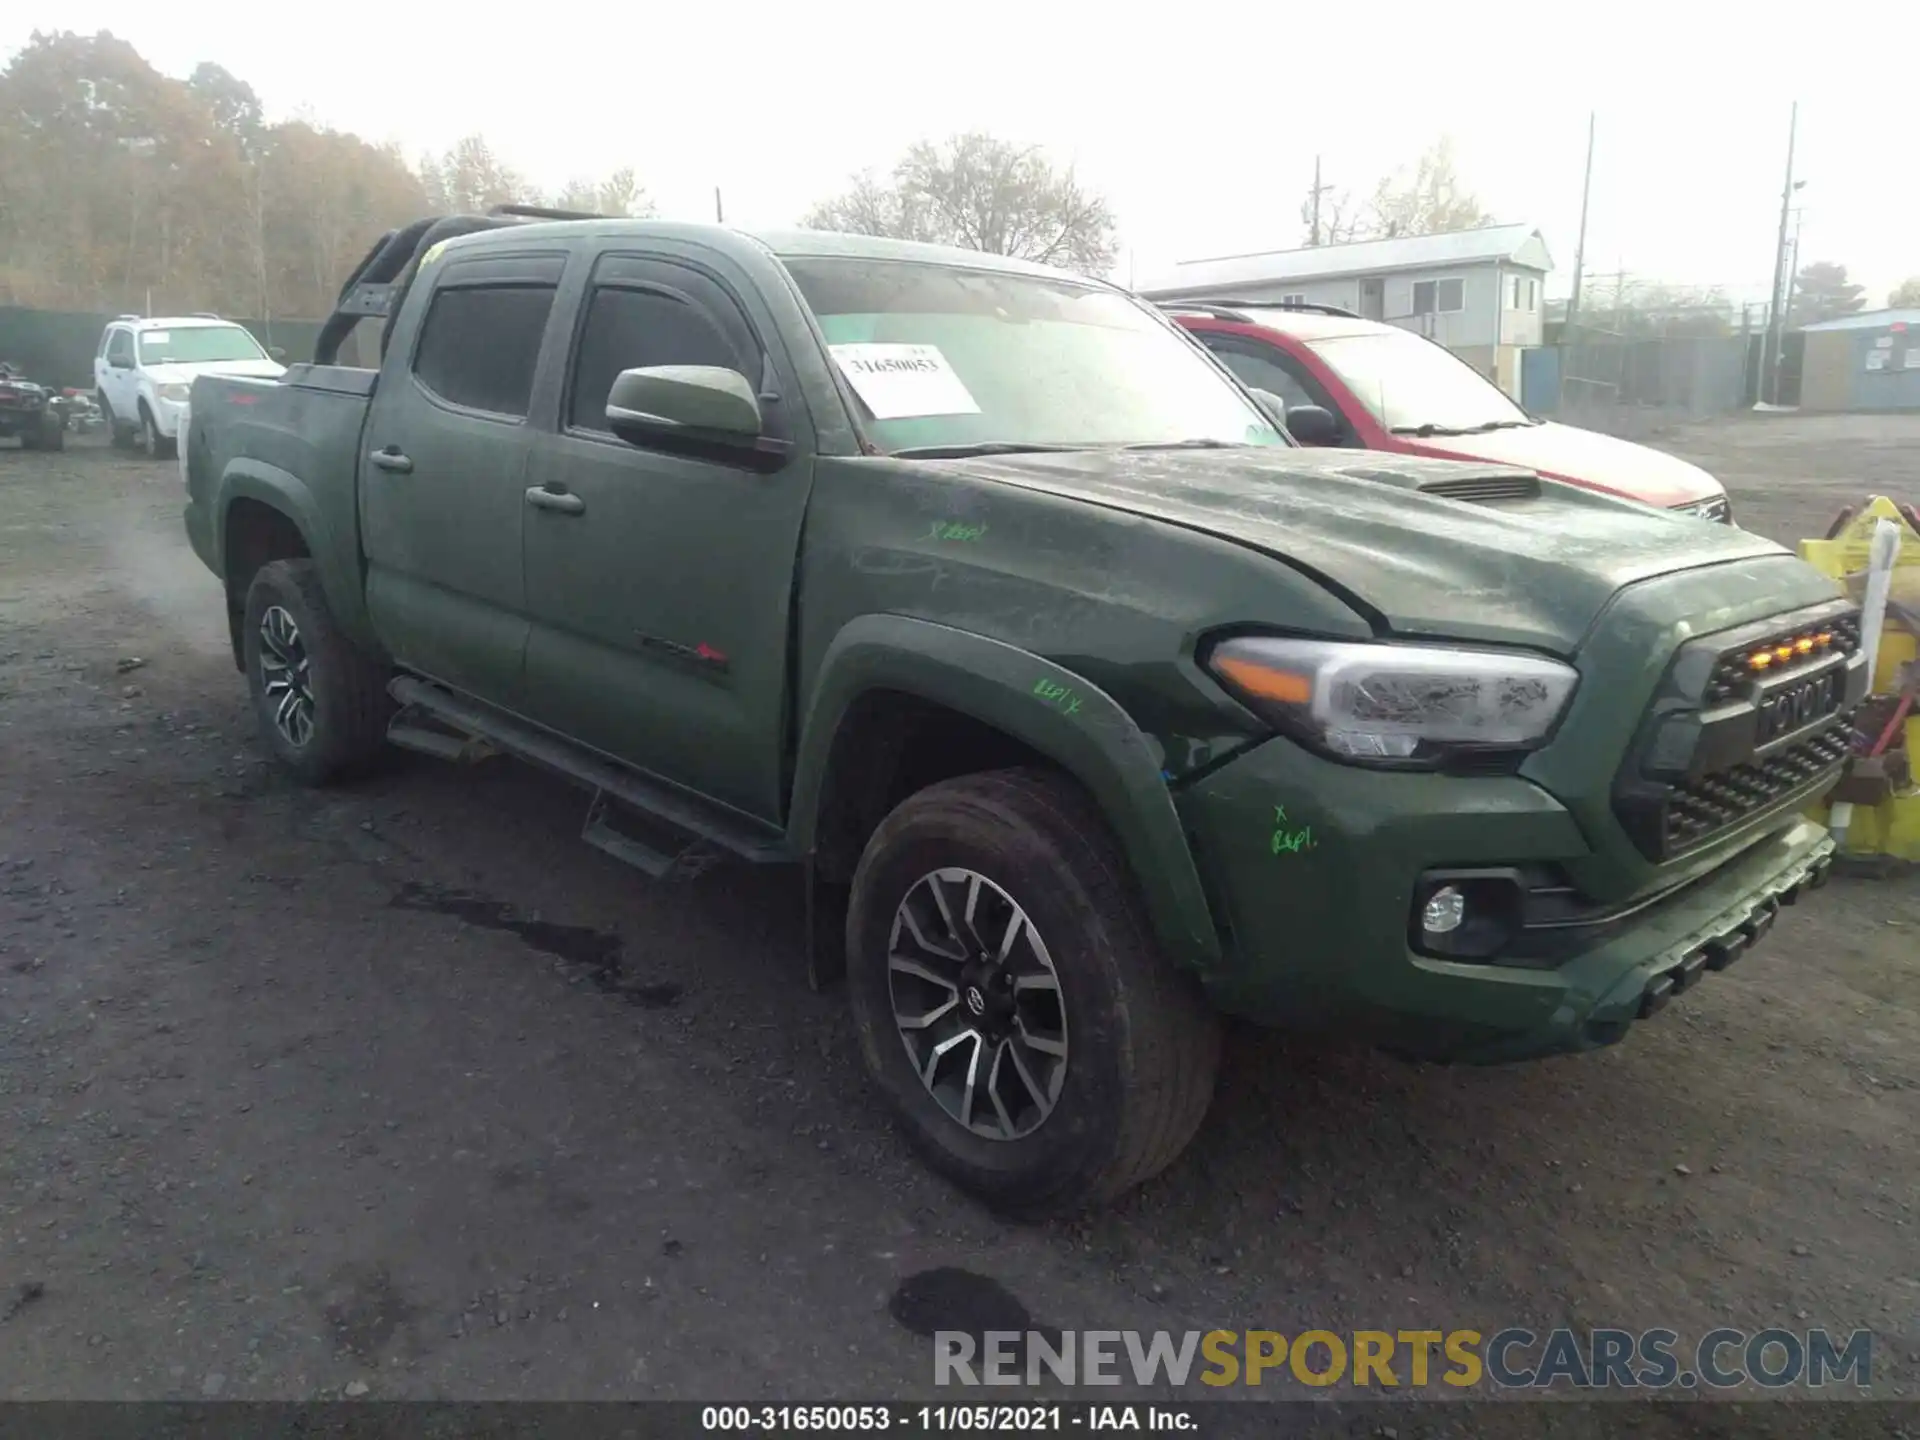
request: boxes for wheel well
[222,499,309,669]
[810,690,1053,886]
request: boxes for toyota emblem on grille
[1756,671,1838,744]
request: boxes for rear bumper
[1176,735,1835,1064]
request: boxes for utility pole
[714,187,724,223]
[1309,155,1325,246]
[1761,101,1799,405]
[1780,207,1806,330]
[1565,111,1596,332]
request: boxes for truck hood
[147,359,286,385]
[936,447,1790,654]
[1400,421,1724,509]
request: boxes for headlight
[1205,636,1579,769]
[157,383,192,403]
[1672,494,1733,525]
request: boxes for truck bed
[182,365,381,642]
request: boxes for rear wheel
[38,413,64,452]
[241,559,392,786]
[845,768,1221,1216]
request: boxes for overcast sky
[8,2,1915,306]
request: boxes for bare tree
[1364,136,1495,239]
[1299,183,1365,246]
[803,132,1119,275]
[1891,276,1920,309]
[420,135,536,214]
[553,166,657,217]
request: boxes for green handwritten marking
[926,520,989,542]
[1031,677,1083,716]
[1270,804,1316,855]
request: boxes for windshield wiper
[889,441,1082,459]
[1390,419,1539,437]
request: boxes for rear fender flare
[788,613,1223,975]
[217,461,377,649]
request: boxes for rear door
[520,248,815,822]
[360,249,568,711]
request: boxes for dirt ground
[0,415,1915,1419]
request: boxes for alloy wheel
[258,604,316,747]
[888,867,1069,1141]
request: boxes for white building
[1139,223,1553,397]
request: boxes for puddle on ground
[889,1267,1060,1364]
[389,881,683,1007]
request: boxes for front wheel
[38,414,64,452]
[139,406,175,460]
[241,559,393,786]
[100,392,135,449]
[846,768,1221,1217]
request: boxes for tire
[241,559,393,786]
[139,405,175,460]
[846,767,1222,1217]
[17,424,37,451]
[39,415,64,452]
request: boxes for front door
[1359,277,1385,321]
[521,251,814,822]
[360,251,567,711]
[102,327,138,416]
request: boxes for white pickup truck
[95,315,286,458]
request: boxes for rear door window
[412,284,558,419]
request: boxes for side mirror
[606,365,791,471]
[1283,403,1342,447]
[269,347,287,362]
[110,354,133,370]
[1249,388,1288,428]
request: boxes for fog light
[1421,885,1466,935]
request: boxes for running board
[386,676,789,874]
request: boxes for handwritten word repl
[1033,677,1083,716]
[926,520,988,542]
[1270,804,1316,855]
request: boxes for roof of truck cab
[440,218,1111,286]
[116,316,243,330]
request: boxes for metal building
[1798,309,1920,412]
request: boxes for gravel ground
[0,417,1915,1420]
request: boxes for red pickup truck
[1164,301,1732,522]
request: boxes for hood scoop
[1416,471,1543,503]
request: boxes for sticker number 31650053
[829,344,982,420]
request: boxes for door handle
[370,447,413,474]
[525,485,585,515]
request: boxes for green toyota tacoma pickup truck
[181,207,1866,1215]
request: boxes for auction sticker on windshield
[830,343,981,420]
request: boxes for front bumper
[1176,736,1835,1064]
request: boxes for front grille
[1662,725,1852,853]
[1706,613,1862,704]
[1419,473,1541,503]
[1613,599,1866,862]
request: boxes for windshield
[782,257,1286,454]
[1308,331,1533,434]
[138,325,267,366]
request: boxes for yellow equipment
[1799,496,1920,862]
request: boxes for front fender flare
[788,614,1223,975]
